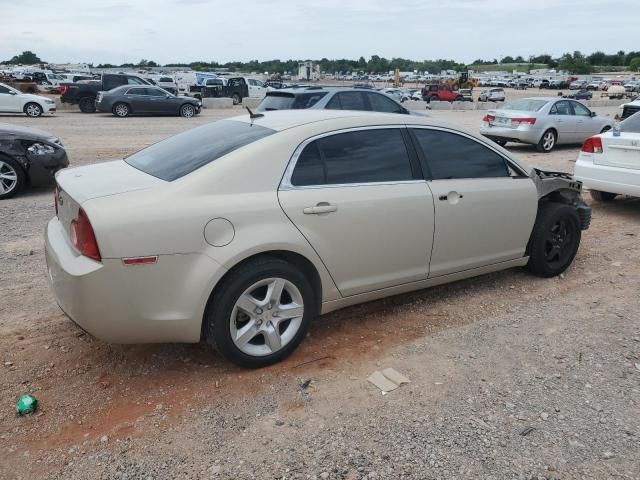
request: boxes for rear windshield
[126,120,275,181]
[501,99,548,112]
[257,92,328,112]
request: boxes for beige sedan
[45,110,591,367]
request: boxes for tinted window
[366,92,405,113]
[257,92,328,111]
[127,76,147,85]
[0,85,10,94]
[291,129,413,186]
[412,129,509,179]
[148,88,167,97]
[159,77,173,82]
[126,120,275,181]
[572,101,591,117]
[126,87,147,95]
[326,92,367,111]
[550,101,571,115]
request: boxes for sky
[1,0,637,66]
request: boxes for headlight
[45,99,55,104]
[197,102,202,106]
[27,143,56,155]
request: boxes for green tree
[6,50,42,64]
[630,57,640,72]
[500,56,515,64]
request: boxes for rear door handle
[303,203,337,214]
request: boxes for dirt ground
[1,96,639,480]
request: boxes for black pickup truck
[198,77,250,104]
[60,74,151,113]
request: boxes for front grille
[621,105,640,120]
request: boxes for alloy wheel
[26,104,42,117]
[543,219,572,268]
[230,277,304,357]
[0,160,18,195]
[114,104,129,117]
[542,131,555,151]
[181,105,195,118]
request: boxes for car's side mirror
[166,94,171,98]
[590,111,597,117]
[9,91,17,95]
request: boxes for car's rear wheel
[79,97,96,113]
[526,203,581,277]
[113,103,130,118]
[590,190,617,202]
[205,257,315,368]
[232,93,241,105]
[24,102,42,118]
[180,103,195,118]
[0,156,25,200]
[537,129,556,153]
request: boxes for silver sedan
[480,97,613,152]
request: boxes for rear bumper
[45,218,225,344]
[575,155,640,197]
[480,125,542,145]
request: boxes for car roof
[270,86,379,94]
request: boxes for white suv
[479,88,506,102]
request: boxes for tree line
[3,50,640,74]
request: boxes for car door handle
[303,203,337,214]
[439,191,463,203]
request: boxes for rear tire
[0,156,26,200]
[590,190,617,202]
[79,97,96,113]
[112,103,130,118]
[232,93,241,105]
[526,203,581,277]
[205,257,316,368]
[536,129,556,153]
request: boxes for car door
[571,100,601,141]
[124,87,151,113]
[146,87,173,114]
[548,100,578,143]
[278,127,435,297]
[410,127,538,277]
[0,85,21,112]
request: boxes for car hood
[55,159,165,204]
[0,122,59,143]
[19,93,51,103]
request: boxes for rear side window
[126,120,275,181]
[412,129,509,180]
[326,92,367,111]
[366,92,405,113]
[126,87,147,95]
[290,129,413,186]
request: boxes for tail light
[582,136,603,154]
[511,117,537,126]
[70,208,101,261]
[482,114,495,122]
[59,85,68,95]
[54,186,59,216]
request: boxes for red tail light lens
[511,117,537,126]
[70,208,101,261]
[582,136,603,154]
[59,85,68,95]
[482,114,495,122]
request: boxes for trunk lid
[595,132,640,170]
[55,160,165,238]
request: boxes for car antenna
[246,107,264,124]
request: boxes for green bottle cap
[16,394,38,415]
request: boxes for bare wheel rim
[182,105,194,117]
[115,104,128,116]
[26,104,41,116]
[543,131,555,150]
[230,277,304,357]
[0,160,18,194]
[543,219,573,268]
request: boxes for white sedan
[45,110,591,368]
[575,112,640,201]
[0,82,57,117]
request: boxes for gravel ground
[1,99,639,479]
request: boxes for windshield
[620,112,640,133]
[501,99,548,112]
[257,92,328,112]
[126,120,275,181]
